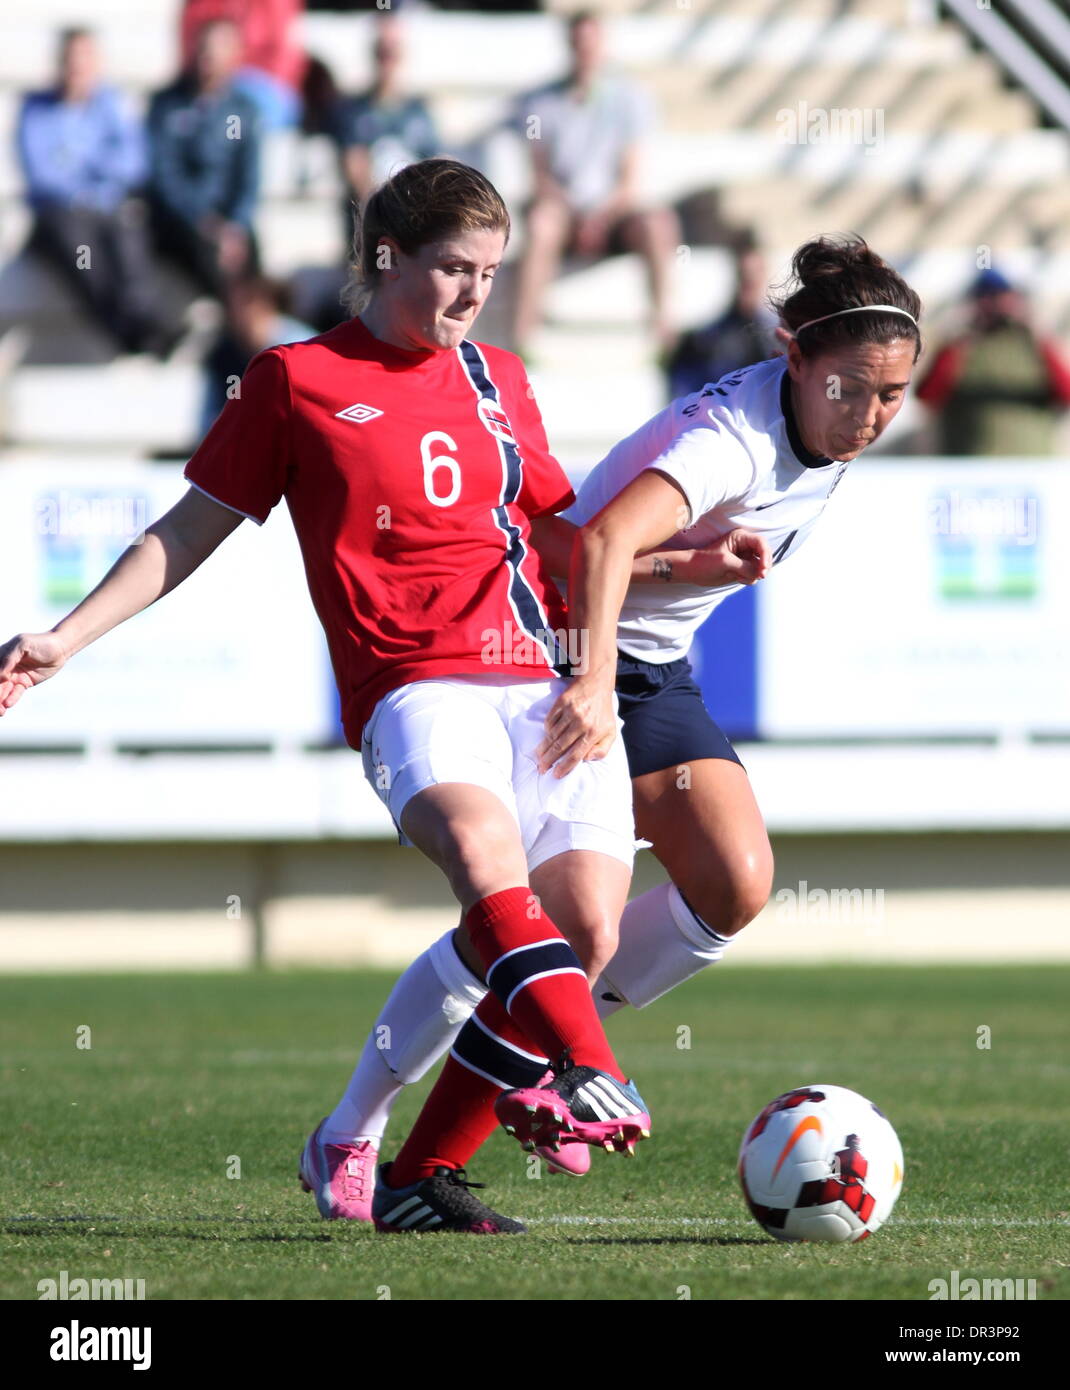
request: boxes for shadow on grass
[4,1216,340,1244]
[6,1217,765,1248]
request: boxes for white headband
[793,304,918,336]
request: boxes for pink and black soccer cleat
[496,1066,652,1156]
[529,1068,590,1174]
[298,1118,377,1221]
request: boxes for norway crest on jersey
[477,397,517,445]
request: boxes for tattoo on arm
[653,556,672,582]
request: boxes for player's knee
[563,911,619,979]
[726,846,775,934]
[687,844,774,938]
[441,814,523,898]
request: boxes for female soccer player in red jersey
[0,160,761,1234]
[0,162,767,1239]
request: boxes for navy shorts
[616,651,743,779]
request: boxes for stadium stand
[0,0,1067,462]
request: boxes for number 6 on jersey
[421,431,461,508]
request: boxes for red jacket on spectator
[181,0,306,92]
[917,336,1070,409]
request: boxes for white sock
[321,929,486,1147]
[595,881,736,1014]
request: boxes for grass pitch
[2,965,1067,1301]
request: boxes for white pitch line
[528,1216,1069,1229]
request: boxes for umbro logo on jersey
[336,402,383,424]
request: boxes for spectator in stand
[665,232,779,400]
[180,0,307,131]
[301,55,341,142]
[17,28,168,356]
[148,19,262,300]
[200,273,313,433]
[916,267,1070,455]
[512,9,679,357]
[332,17,440,235]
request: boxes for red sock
[388,1051,501,1188]
[465,887,623,1081]
[387,887,631,1190]
[388,991,570,1188]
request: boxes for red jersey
[184,317,574,748]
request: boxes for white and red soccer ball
[738,1084,904,1243]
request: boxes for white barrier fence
[0,456,1067,840]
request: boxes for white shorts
[361,674,635,875]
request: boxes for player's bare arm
[529,514,770,588]
[683,528,770,587]
[0,486,244,715]
[536,468,694,776]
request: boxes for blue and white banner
[0,462,334,747]
[755,459,1066,739]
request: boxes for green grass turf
[1,965,1067,1301]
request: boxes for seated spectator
[331,17,440,241]
[512,9,679,356]
[916,268,1070,455]
[301,54,341,141]
[17,28,168,356]
[200,273,314,434]
[665,232,779,399]
[180,0,307,131]
[148,19,262,300]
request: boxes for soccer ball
[738,1084,903,1243]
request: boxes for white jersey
[564,356,850,662]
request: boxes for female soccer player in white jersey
[0,160,765,1235]
[322,234,923,1224]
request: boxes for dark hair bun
[770,234,923,360]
